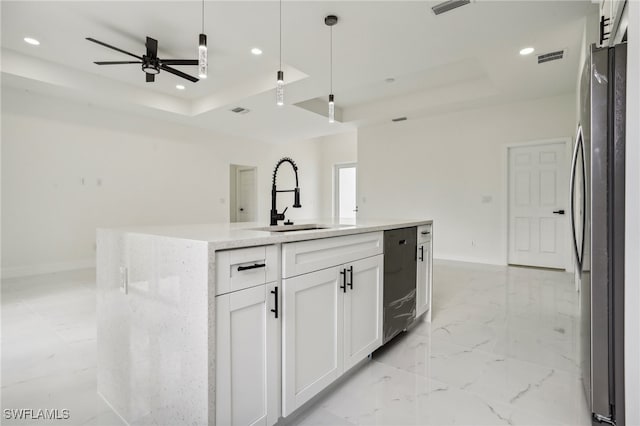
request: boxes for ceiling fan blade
[86,37,142,60]
[94,61,142,65]
[146,73,155,83]
[161,59,199,66]
[146,37,158,59]
[160,64,199,83]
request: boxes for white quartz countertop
[101,218,433,250]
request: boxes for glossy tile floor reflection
[1,269,122,425]
[1,261,590,426]
[296,261,590,426]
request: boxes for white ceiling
[1,1,597,143]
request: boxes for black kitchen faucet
[270,157,301,226]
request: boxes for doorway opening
[506,140,570,270]
[230,164,257,223]
[334,163,357,220]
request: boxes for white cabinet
[282,267,343,416]
[282,254,383,416]
[216,245,278,295]
[416,225,433,322]
[216,282,280,426]
[343,255,384,371]
[282,232,383,279]
[599,0,626,46]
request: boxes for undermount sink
[252,224,331,232]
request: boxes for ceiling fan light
[198,33,208,79]
[142,64,160,75]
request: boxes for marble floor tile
[2,262,589,426]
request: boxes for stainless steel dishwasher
[383,227,417,343]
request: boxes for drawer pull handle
[270,286,279,319]
[419,246,424,262]
[237,263,266,272]
[421,231,431,235]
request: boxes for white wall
[625,1,640,423]
[1,88,328,277]
[313,131,358,219]
[358,93,576,265]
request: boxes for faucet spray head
[293,187,302,208]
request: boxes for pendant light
[325,15,338,123]
[276,0,284,106]
[198,0,208,79]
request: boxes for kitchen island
[97,219,433,426]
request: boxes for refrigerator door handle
[570,125,583,272]
[578,131,587,270]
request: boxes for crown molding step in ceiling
[0,1,598,143]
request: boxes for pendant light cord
[330,25,333,94]
[202,0,205,33]
[279,0,282,70]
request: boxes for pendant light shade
[276,0,284,106]
[198,0,207,79]
[198,33,207,79]
[328,94,335,123]
[276,70,284,106]
[325,15,338,123]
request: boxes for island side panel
[97,230,210,425]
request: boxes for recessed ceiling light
[520,47,535,56]
[251,47,263,56]
[24,37,40,46]
[385,78,396,83]
[175,84,185,90]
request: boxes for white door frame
[504,137,573,272]
[235,165,257,222]
[333,162,357,219]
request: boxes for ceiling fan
[86,36,199,83]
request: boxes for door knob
[553,209,565,215]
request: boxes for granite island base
[96,219,433,426]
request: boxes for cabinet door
[343,255,384,371]
[216,283,280,426]
[282,267,343,416]
[416,242,433,320]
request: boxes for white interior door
[508,142,568,269]
[237,167,257,222]
[334,163,357,220]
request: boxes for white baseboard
[434,255,506,267]
[1,259,96,279]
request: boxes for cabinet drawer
[216,245,278,295]
[417,224,432,243]
[282,232,383,278]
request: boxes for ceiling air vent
[230,107,250,114]
[432,0,471,16]
[392,117,408,122]
[537,50,565,64]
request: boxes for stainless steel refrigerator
[571,43,626,426]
